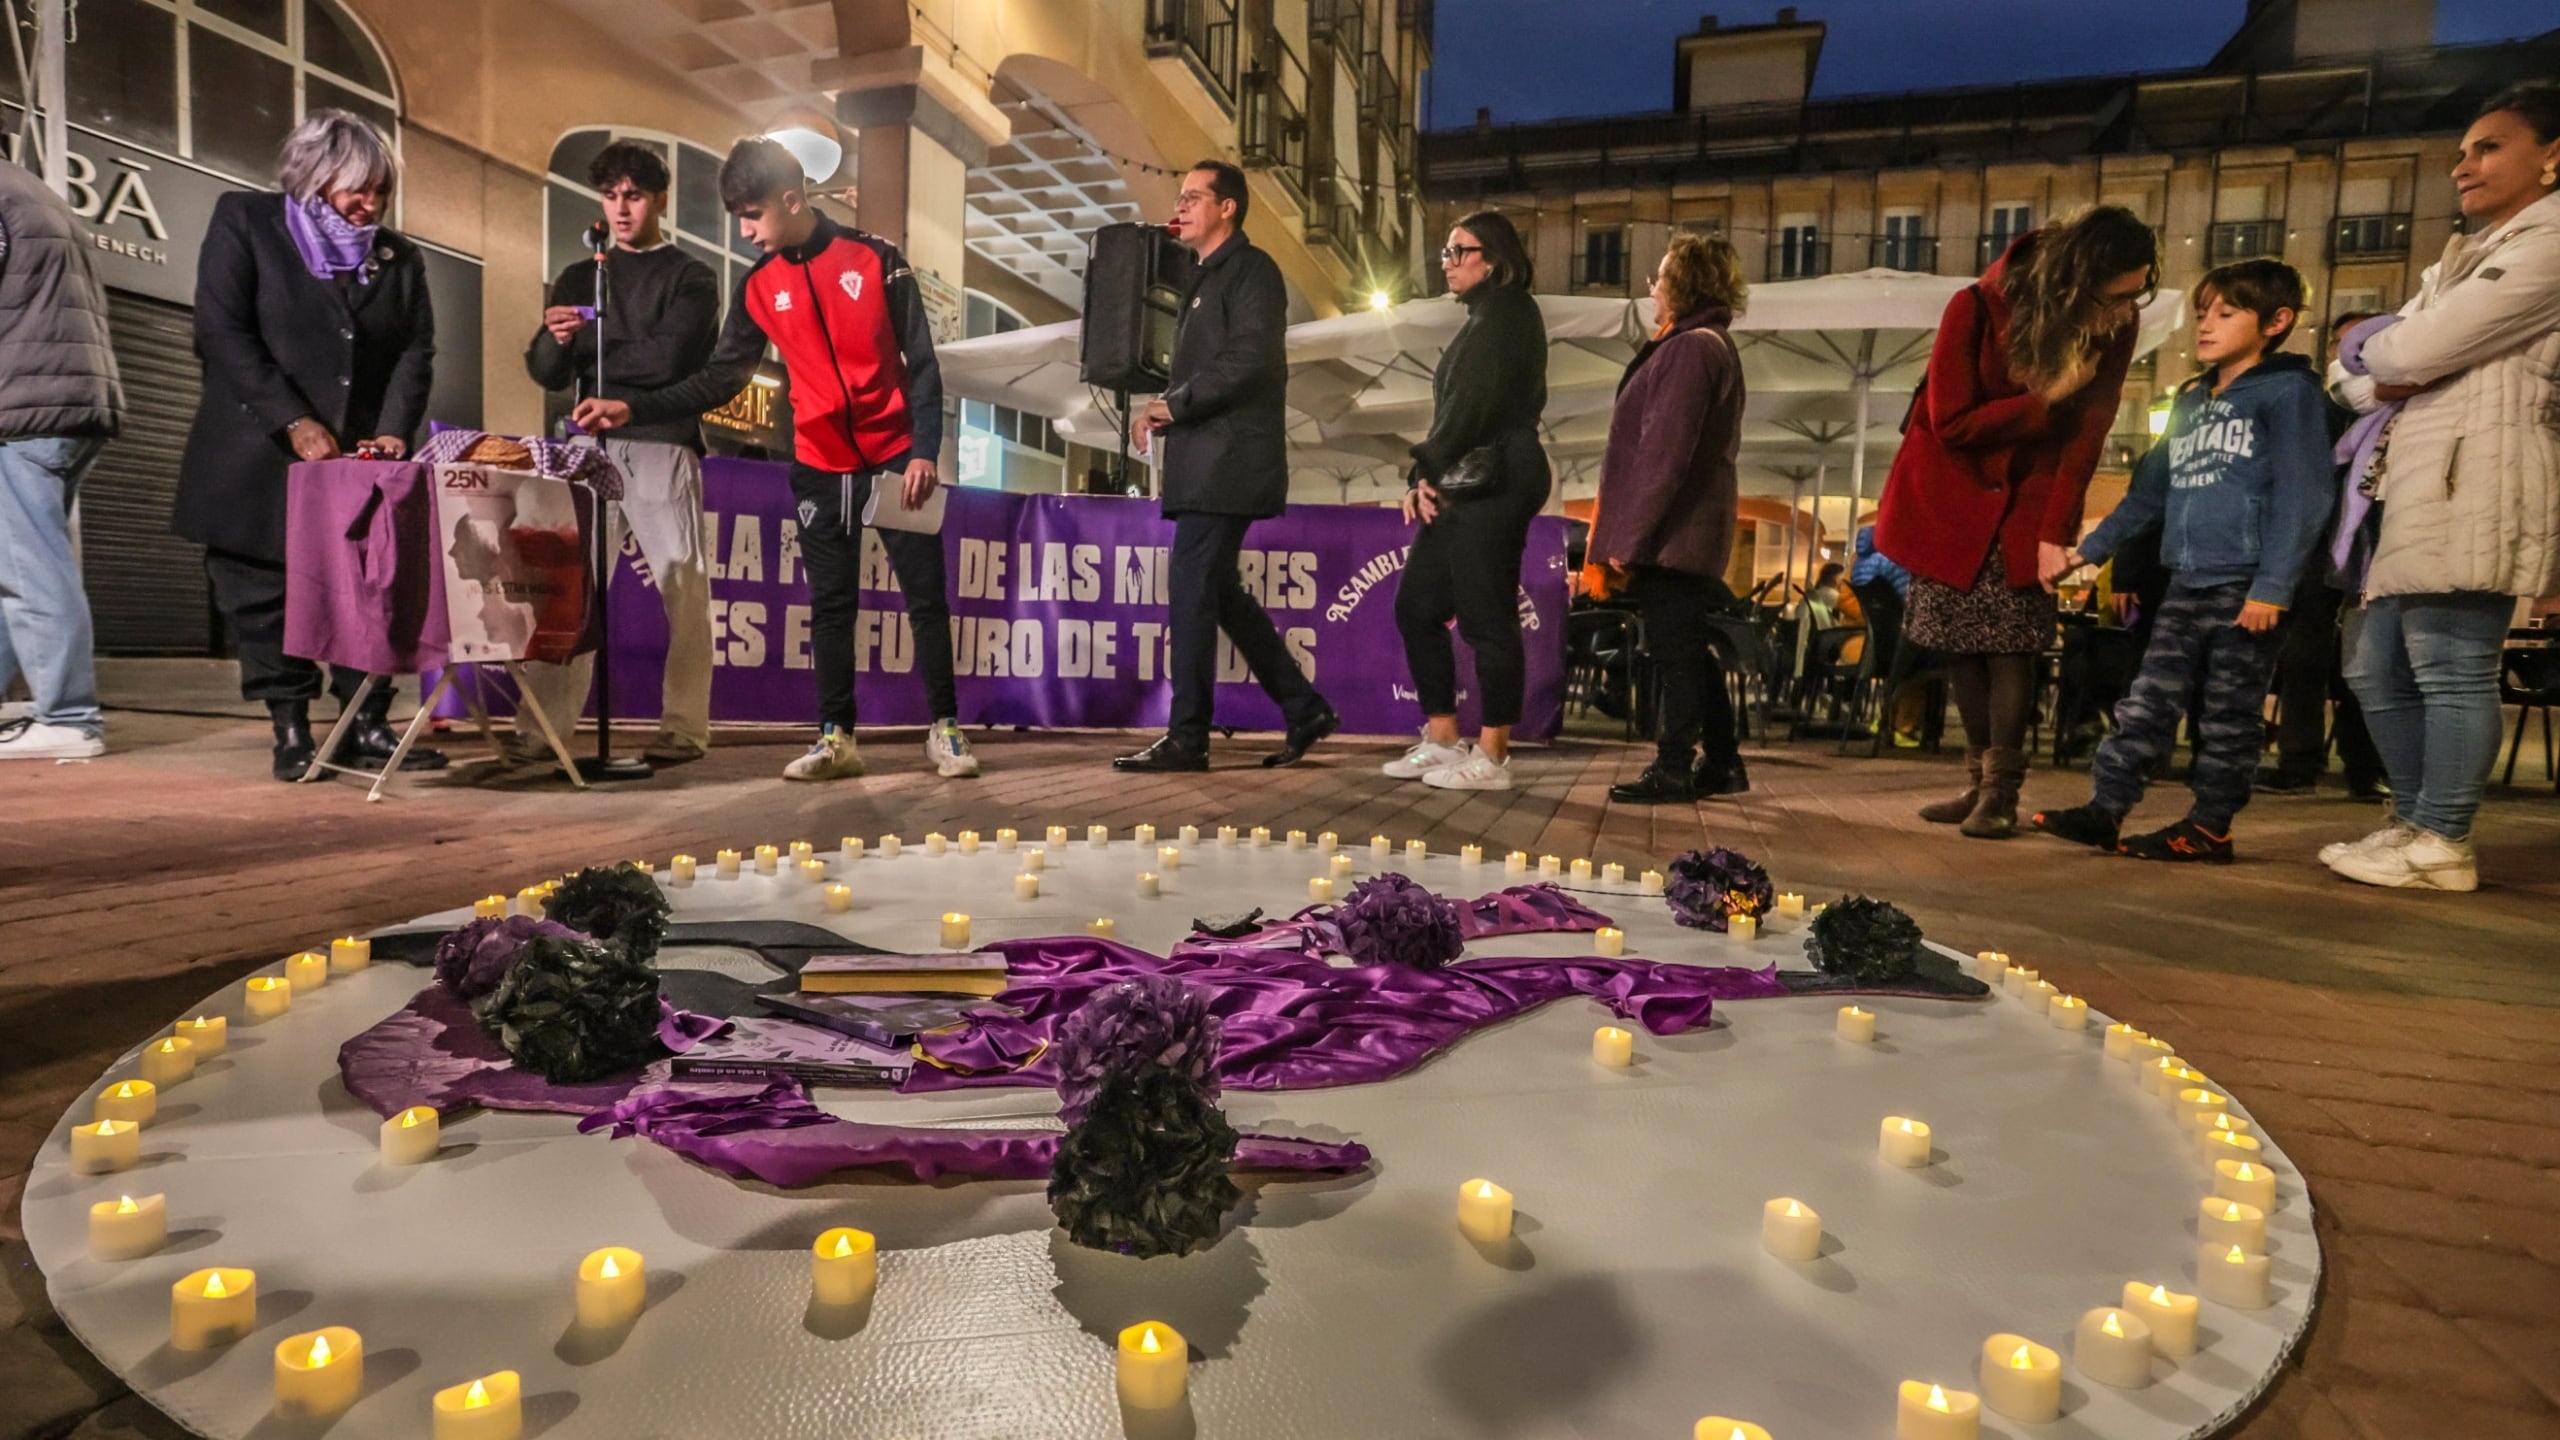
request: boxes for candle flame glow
[1849,1006,1866,1016]
[1927,1384,1951,1412]
[2102,1312,2124,1338]
[2237,1163,2257,1179]
[307,1333,333,1367]
[1785,1201,1802,1217]
[1139,1326,1161,1354]
[2150,1283,2170,1304]
[831,1233,853,1258]
[464,1380,489,1409]
[402,1110,424,1128]
[203,1272,227,1299]
[117,1196,137,1213]
[158,1040,178,1053]
[116,1083,134,1097]
[1899,1119,1915,1133]
[2008,1344,2033,1369]
[2223,1203,2242,1220]
[1475,1181,1495,1198]
[600,1254,620,1279]
[93,1121,116,1136]
[1730,1430,1748,1440]
[2225,1245,2247,1264]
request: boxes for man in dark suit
[1114,160,1336,772]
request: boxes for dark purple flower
[1334,872,1465,969]
[432,915,580,1000]
[1052,973,1222,1127]
[1664,846,1775,933]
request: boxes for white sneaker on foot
[1382,735,1470,780]
[783,730,865,782]
[2329,828,2478,891]
[0,700,30,722]
[927,718,980,778]
[2319,817,2415,867]
[0,718,104,760]
[1422,748,1512,791]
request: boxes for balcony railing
[2331,211,2412,260]
[1360,48,1400,125]
[1872,234,1938,272]
[1770,235,1830,279]
[1145,0,1240,112]
[1309,0,1364,57]
[1240,34,1310,203]
[1304,166,1366,266]
[2208,219,2284,261]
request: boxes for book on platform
[757,991,1009,1048]
[799,952,1010,997]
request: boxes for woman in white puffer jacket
[2327,84,2560,893]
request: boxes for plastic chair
[2499,636,2560,789]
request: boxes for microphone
[584,220,610,254]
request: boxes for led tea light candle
[1308,876,1334,903]
[1015,874,1040,900]
[1594,926,1625,957]
[1179,825,1200,846]
[755,843,781,873]
[940,913,972,948]
[879,835,902,858]
[1251,826,1272,847]
[71,1119,140,1174]
[2140,1055,2191,1099]
[799,858,828,885]
[1049,825,1071,848]
[2198,1242,2272,1308]
[432,1371,522,1440]
[1641,869,1665,895]
[1136,872,1160,898]
[1506,851,1530,875]
[380,1106,440,1165]
[2049,995,2091,1030]
[789,840,816,865]
[1973,950,2010,981]
[716,849,743,878]
[2072,1307,2153,1389]
[825,883,853,913]
[330,936,371,972]
[1314,830,1337,853]
[1977,1335,2061,1423]
[1329,852,1355,879]
[1879,1116,1932,1167]
[286,949,331,993]
[1218,825,1239,846]
[1456,1179,1513,1243]
[170,1268,257,1350]
[88,1192,166,1261]
[1408,839,1429,863]
[1759,1197,1822,1261]
[575,1248,646,1328]
[669,854,697,885]
[2197,1197,2266,1252]
[923,833,947,857]
[514,886,548,919]
[2023,979,2059,1006]
[1134,824,1156,847]
[167,1015,225,1059]
[1838,1005,1876,1044]
[1728,913,1759,942]
[1694,1422,1773,1440]
[1895,1381,1980,1440]
[841,837,866,860]
[1116,1322,1187,1409]
[1159,845,1182,871]
[1087,918,1117,939]
[1462,844,1484,866]
[1287,829,1309,850]
[1370,834,1392,860]
[1569,858,1593,882]
[2121,1281,2199,1357]
[1592,1026,1633,1067]
[1776,893,1805,916]
[2128,1034,2176,1068]
[2214,1158,2277,1212]
[244,976,292,1019]
[94,1080,156,1127]
[1602,861,1625,884]
[2176,1087,2231,1130]
[1023,848,1047,873]
[2001,965,2039,994]
[139,1035,195,1087]
[1538,854,1563,877]
[2102,1023,2148,1059]
[2153,1064,2211,1103]
[958,830,980,855]
[272,1326,364,1420]
[810,1227,877,1307]
[474,895,508,920]
[997,827,1020,851]
[2202,1129,2264,1168]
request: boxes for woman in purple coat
[1592,233,1750,803]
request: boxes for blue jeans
[0,435,107,735]
[2343,592,2515,841]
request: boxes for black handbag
[1432,439,1505,501]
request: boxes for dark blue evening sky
[1425,0,2558,129]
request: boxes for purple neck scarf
[284,193,378,282]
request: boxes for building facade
[21,0,1430,655]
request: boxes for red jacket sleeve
[2039,330,2134,545]
[1926,289,2054,457]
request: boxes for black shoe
[270,709,318,783]
[1262,706,1339,768]
[2028,802,2121,850]
[1610,765,1700,805]
[2118,818,2235,865]
[334,720,451,772]
[2346,775,2393,802]
[1114,736,1209,773]
[1693,754,1750,796]
[2253,766,2318,796]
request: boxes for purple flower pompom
[432,915,580,1000]
[1333,872,1465,969]
[1663,846,1775,933]
[1052,973,1223,1126]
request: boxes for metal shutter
[85,292,217,656]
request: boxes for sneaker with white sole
[1422,748,1512,791]
[0,718,104,760]
[2329,827,2477,891]
[2319,817,2415,867]
[0,700,30,722]
[927,718,980,778]
[783,730,865,782]
[1383,736,1470,780]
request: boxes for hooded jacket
[1873,232,2136,591]
[2079,353,2336,607]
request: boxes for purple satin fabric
[906,936,1791,1096]
[1457,883,1614,938]
[577,1082,1371,1187]
[337,989,731,1118]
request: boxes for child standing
[2029,260,2337,862]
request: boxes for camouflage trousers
[2091,579,2288,832]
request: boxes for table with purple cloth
[283,459,452,675]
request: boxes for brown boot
[1919,747,1985,824]
[1961,747,2028,839]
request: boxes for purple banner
[451,457,1569,739]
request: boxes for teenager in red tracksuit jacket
[577,138,975,783]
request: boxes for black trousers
[791,464,958,729]
[205,549,372,707]
[2270,580,2384,785]
[1166,511,1326,748]
[1393,486,1541,728]
[1632,564,1740,775]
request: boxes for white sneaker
[0,700,30,722]
[0,718,105,760]
[1422,749,1512,791]
[2320,818,2415,867]
[1383,735,1470,780]
[927,719,980,778]
[2330,828,2478,892]
[783,730,865,782]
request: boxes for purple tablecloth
[283,459,450,675]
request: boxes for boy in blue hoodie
[2030,260,2337,863]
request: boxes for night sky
[1426,0,2559,129]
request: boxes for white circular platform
[24,837,2318,1438]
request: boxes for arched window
[45,0,397,184]
[546,128,758,310]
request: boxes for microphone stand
[577,229,651,782]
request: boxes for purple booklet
[668,1017,910,1087]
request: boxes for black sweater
[1410,283,1548,482]
[525,244,721,451]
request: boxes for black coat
[1159,234,1288,519]
[1410,282,1548,497]
[176,190,435,562]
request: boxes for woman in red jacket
[1876,206,2157,837]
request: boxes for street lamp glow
[1369,288,1393,311]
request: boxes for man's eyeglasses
[1438,243,1483,263]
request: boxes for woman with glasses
[1383,213,1550,792]
[1874,205,2157,837]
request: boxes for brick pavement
[3,707,2555,1439]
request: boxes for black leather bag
[1432,437,1507,502]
